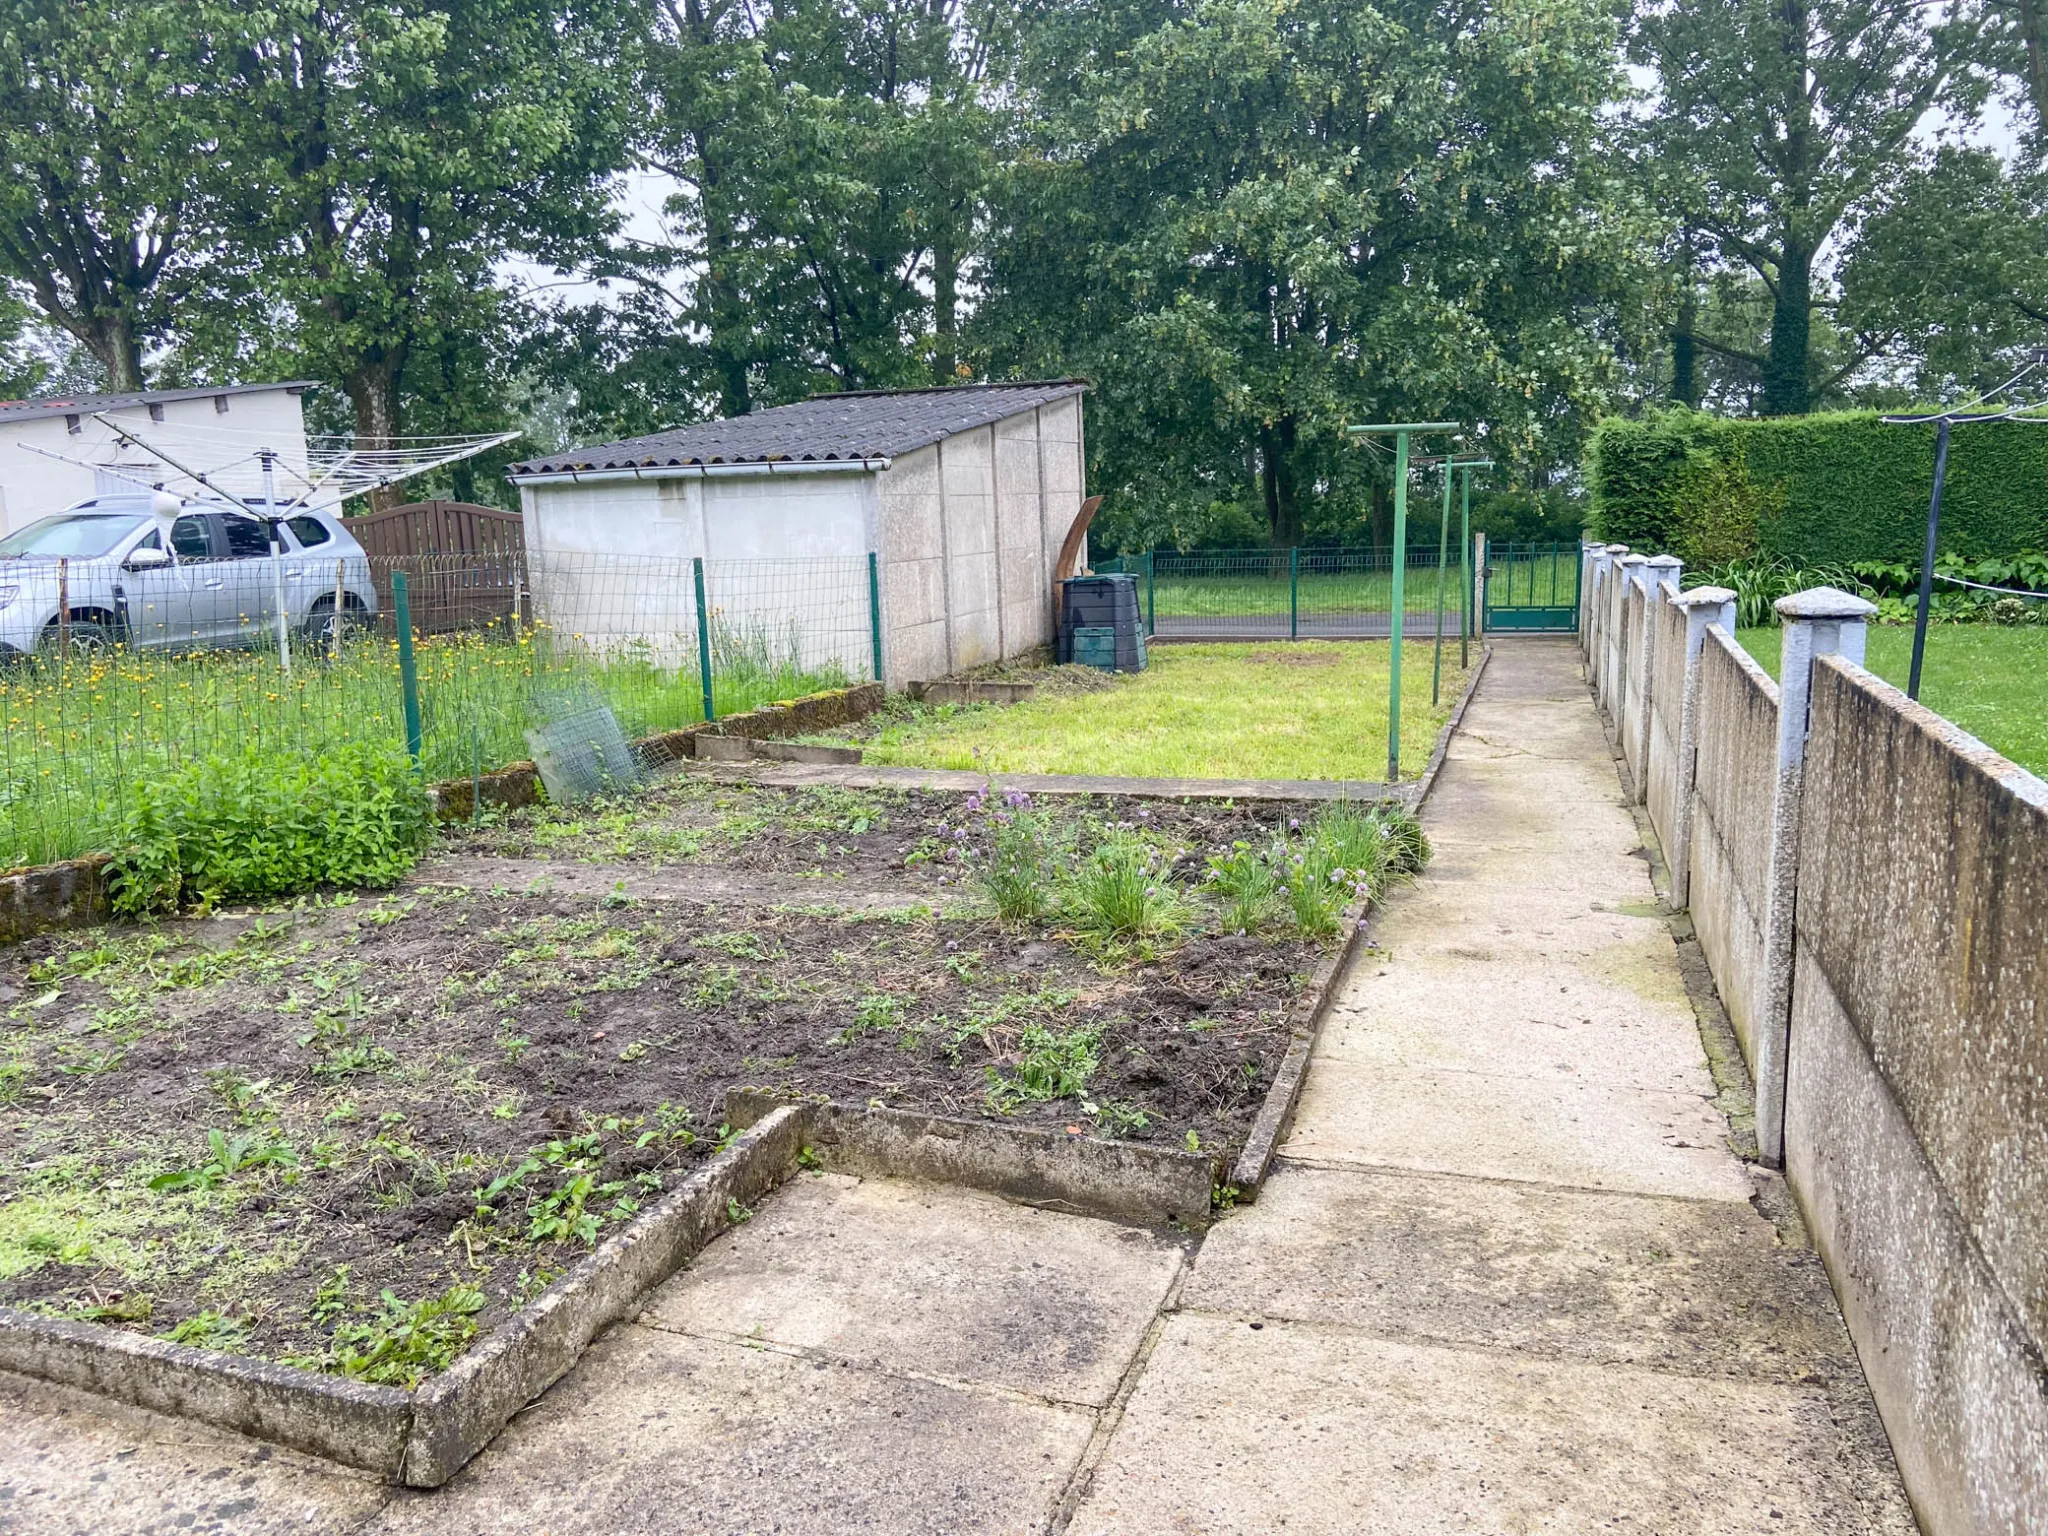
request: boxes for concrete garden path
[1063,636,1914,1534]
[0,638,1913,1534]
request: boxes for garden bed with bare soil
[0,780,1421,1386]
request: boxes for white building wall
[995,411,1050,652]
[518,471,873,677]
[0,387,311,537]
[514,394,1087,691]
[942,426,1001,670]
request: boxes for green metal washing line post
[1453,458,1493,671]
[1430,464,1454,706]
[1345,421,1461,783]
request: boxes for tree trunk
[86,310,146,392]
[1761,236,1812,416]
[1257,417,1302,548]
[2016,0,2047,127]
[932,229,958,384]
[348,365,404,514]
[1671,235,1700,408]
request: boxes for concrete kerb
[724,1092,1216,1229]
[0,1105,808,1486]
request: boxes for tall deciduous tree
[221,0,629,500]
[561,0,996,433]
[0,1,246,389]
[1839,148,2048,394]
[978,0,1647,549]
[1632,0,1987,415]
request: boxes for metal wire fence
[0,549,875,868]
[1097,547,1470,639]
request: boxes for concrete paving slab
[1066,1313,1917,1536]
[365,1322,1093,1536]
[1319,945,1713,1095]
[1282,1056,1752,1201]
[642,1172,1185,1406]
[0,1370,391,1535]
[1187,1162,1851,1380]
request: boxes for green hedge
[1587,409,2048,564]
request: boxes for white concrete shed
[505,381,1088,687]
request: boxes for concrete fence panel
[1785,656,2048,1535]
[1644,587,1688,852]
[1686,627,1780,1066]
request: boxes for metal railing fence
[1096,546,1470,640]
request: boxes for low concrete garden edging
[0,1105,805,1485]
[0,854,110,945]
[725,1091,1216,1228]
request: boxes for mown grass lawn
[1737,625,2048,779]
[857,641,1471,781]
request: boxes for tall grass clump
[1206,802,1429,937]
[1064,830,1189,947]
[106,742,432,915]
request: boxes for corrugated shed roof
[0,382,314,423]
[507,380,1087,478]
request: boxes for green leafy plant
[1065,831,1187,945]
[106,742,432,916]
[943,787,1056,921]
[148,1129,300,1193]
[323,1285,488,1387]
[162,1310,248,1348]
[986,1023,1102,1112]
[1205,841,1281,932]
[836,991,905,1044]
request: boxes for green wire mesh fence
[0,549,875,868]
[1097,546,1469,639]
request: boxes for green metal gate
[1484,541,1580,632]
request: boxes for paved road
[0,638,1911,1534]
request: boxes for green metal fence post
[1146,550,1156,637]
[391,570,422,763]
[1432,464,1452,706]
[692,556,716,722]
[1459,468,1473,668]
[1289,547,1299,639]
[1388,443,1408,779]
[1343,421,1460,783]
[867,551,884,683]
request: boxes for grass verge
[1736,625,2048,778]
[849,641,1470,781]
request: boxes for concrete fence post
[1590,546,1621,701]
[1630,555,1683,804]
[1585,546,1611,683]
[1754,585,1878,1167]
[1665,585,1737,909]
[1610,553,1647,720]
[1583,546,1611,671]
[1579,542,1599,656]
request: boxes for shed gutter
[509,457,890,487]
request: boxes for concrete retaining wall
[1580,545,2048,1534]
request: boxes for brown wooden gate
[347,500,525,634]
